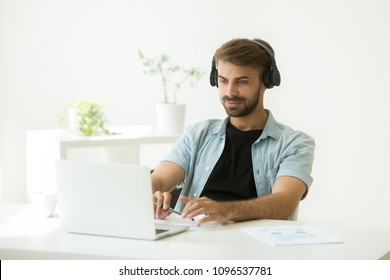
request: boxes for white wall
[1,0,390,227]
[0,0,3,202]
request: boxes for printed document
[242,224,343,246]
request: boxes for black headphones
[209,39,281,89]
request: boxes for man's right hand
[153,191,172,220]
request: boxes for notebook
[55,160,188,240]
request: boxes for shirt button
[205,166,210,171]
[193,193,197,197]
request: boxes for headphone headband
[210,39,281,89]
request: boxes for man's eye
[218,79,227,84]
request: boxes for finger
[154,190,163,201]
[184,197,220,221]
[152,191,159,205]
[197,214,213,225]
[179,196,195,217]
[186,207,209,220]
[153,191,164,219]
[182,200,209,219]
[158,208,171,220]
[158,192,172,219]
[162,192,171,210]
[154,192,163,208]
[178,195,190,204]
[178,196,192,217]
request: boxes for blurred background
[1,0,389,227]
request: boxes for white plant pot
[155,103,186,134]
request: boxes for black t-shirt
[200,122,263,201]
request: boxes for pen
[155,202,181,215]
[168,207,182,215]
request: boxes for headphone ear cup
[262,70,272,89]
[213,69,218,88]
[209,57,218,87]
[271,67,281,87]
[210,68,218,88]
[263,66,281,89]
[267,57,281,88]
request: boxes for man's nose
[224,83,238,97]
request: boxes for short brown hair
[214,38,275,75]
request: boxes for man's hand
[179,196,233,225]
[153,191,172,220]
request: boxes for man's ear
[260,82,267,93]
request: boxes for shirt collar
[261,109,279,140]
[211,109,279,140]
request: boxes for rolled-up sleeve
[276,133,315,189]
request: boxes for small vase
[155,103,186,134]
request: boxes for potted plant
[68,99,110,136]
[138,51,204,133]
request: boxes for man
[152,38,315,225]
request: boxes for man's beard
[221,86,261,117]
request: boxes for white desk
[1,203,389,260]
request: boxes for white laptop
[55,160,188,240]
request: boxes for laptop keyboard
[155,228,169,235]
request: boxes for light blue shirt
[163,110,315,211]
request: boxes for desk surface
[0,203,389,260]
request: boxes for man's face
[217,60,263,118]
